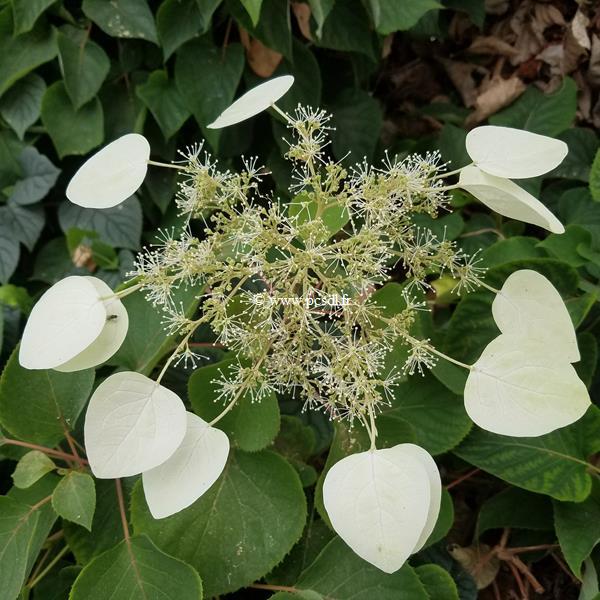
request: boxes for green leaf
[0,346,94,446]
[480,236,547,267]
[426,489,454,548]
[110,284,199,374]
[82,0,158,43]
[296,537,429,599]
[70,534,203,599]
[0,202,45,251]
[157,0,219,60]
[308,0,334,38]
[437,123,470,168]
[0,234,20,284]
[0,496,40,599]
[12,450,56,488]
[590,148,600,202]
[0,73,45,139]
[58,195,142,250]
[41,81,103,158]
[368,0,442,34]
[551,128,598,182]
[137,70,190,139]
[454,406,600,502]
[443,0,485,27]
[489,77,577,136]
[537,225,592,268]
[131,449,307,597]
[189,356,280,452]
[415,564,459,600]
[240,0,263,25]
[57,26,110,110]
[52,471,96,531]
[388,374,471,455]
[33,566,81,599]
[330,89,382,165]
[559,188,600,246]
[9,147,60,206]
[476,487,553,536]
[0,6,57,97]
[11,0,57,34]
[175,38,244,151]
[554,481,600,578]
[64,479,133,564]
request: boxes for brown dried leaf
[239,28,283,78]
[588,34,600,88]
[292,2,312,41]
[468,35,518,57]
[571,9,591,51]
[72,245,96,271]
[448,543,500,590]
[484,0,509,16]
[439,58,484,107]
[467,75,526,125]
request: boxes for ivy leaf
[175,38,244,151]
[0,7,57,97]
[136,70,190,139]
[131,449,307,597]
[58,195,142,250]
[9,147,60,206]
[367,0,442,34]
[0,73,46,139]
[553,481,600,578]
[454,406,600,502]
[489,77,577,137]
[41,82,104,158]
[12,450,56,489]
[0,346,94,446]
[82,0,158,43]
[57,26,110,110]
[189,356,280,452]
[52,471,96,531]
[70,535,203,599]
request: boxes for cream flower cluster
[18,75,590,574]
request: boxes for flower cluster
[19,75,590,575]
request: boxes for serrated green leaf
[70,534,203,599]
[0,202,45,251]
[12,450,56,488]
[9,147,60,206]
[415,563,459,600]
[137,70,190,139]
[454,406,600,502]
[131,449,307,597]
[0,73,45,139]
[41,81,103,158]
[189,356,280,452]
[0,234,20,284]
[480,236,547,267]
[52,471,96,531]
[82,0,158,43]
[537,225,592,268]
[551,128,598,182]
[57,26,110,110]
[0,346,94,446]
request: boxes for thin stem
[189,342,226,349]
[460,227,505,240]
[115,479,130,542]
[271,102,295,125]
[147,159,186,171]
[368,406,378,451]
[1,438,88,465]
[479,280,500,294]
[428,345,472,370]
[446,468,480,490]
[432,164,472,180]
[27,545,69,589]
[249,583,300,593]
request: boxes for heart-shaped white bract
[207,75,295,129]
[464,335,590,437]
[323,443,441,573]
[84,372,187,479]
[458,165,564,233]
[55,277,129,372]
[466,126,568,179]
[142,412,230,519]
[492,269,579,363]
[66,133,150,209]
[19,276,108,370]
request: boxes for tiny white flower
[492,269,579,363]
[458,165,564,233]
[323,443,441,573]
[207,75,295,129]
[466,126,568,179]
[66,133,150,209]
[464,334,590,437]
[19,276,128,371]
[84,371,187,479]
[142,412,230,519]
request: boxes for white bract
[323,443,441,573]
[19,276,127,371]
[492,269,579,363]
[466,126,568,179]
[458,165,564,233]
[142,412,230,519]
[66,133,150,209]
[84,371,187,478]
[464,335,590,437]
[207,75,294,129]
